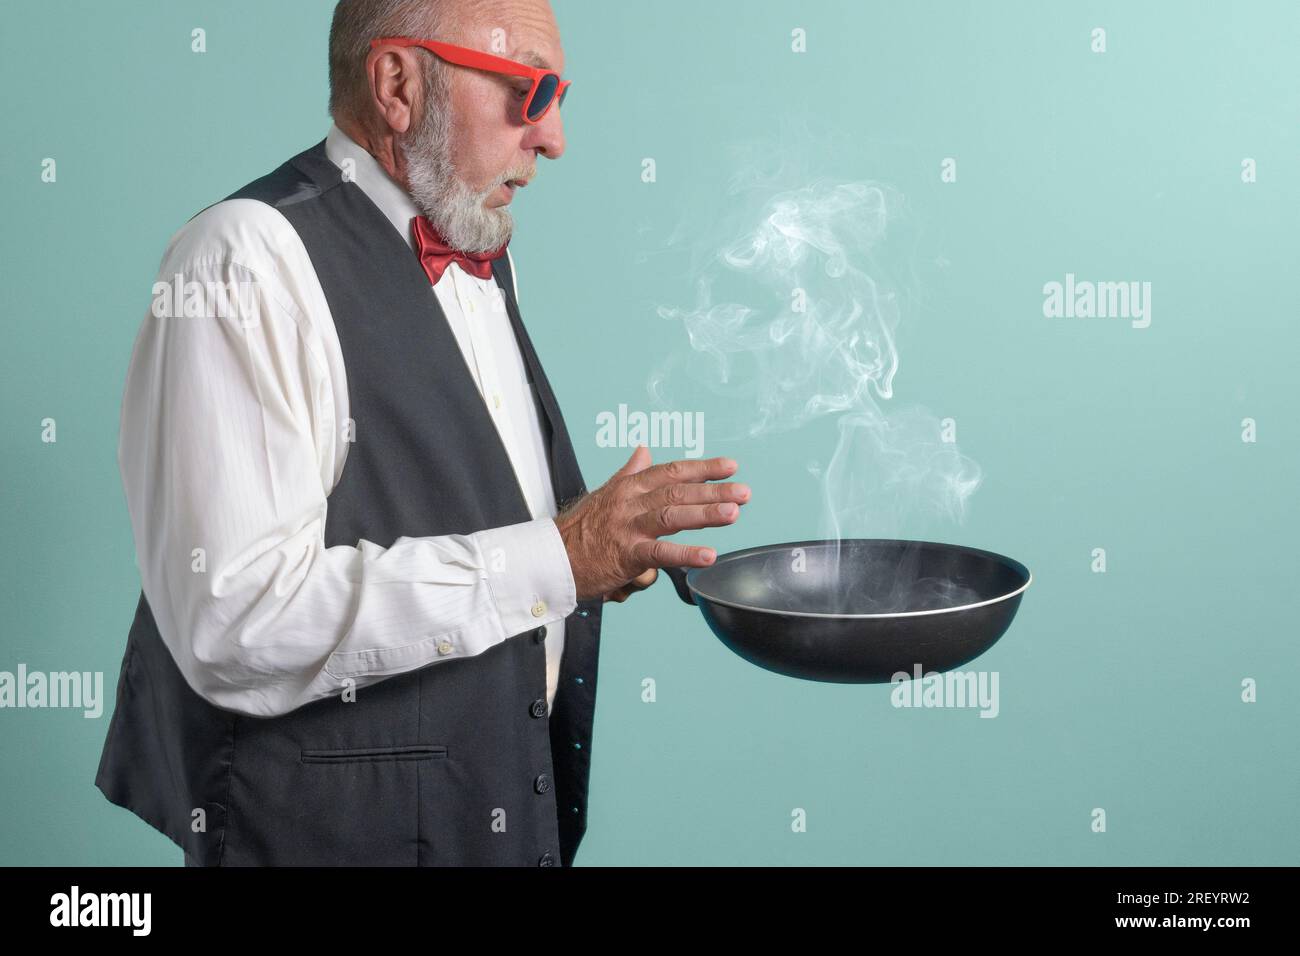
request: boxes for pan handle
[662,565,696,606]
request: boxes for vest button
[533,625,547,643]
[538,851,555,867]
[534,773,551,794]
[530,698,547,718]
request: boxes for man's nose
[524,103,565,160]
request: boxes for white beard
[399,87,519,254]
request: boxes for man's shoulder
[165,140,330,261]
[160,197,301,276]
[218,143,329,210]
[161,137,350,277]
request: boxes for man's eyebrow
[514,49,551,69]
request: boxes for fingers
[630,567,659,587]
[602,568,659,604]
[578,454,743,596]
[639,480,751,512]
[610,444,653,481]
[632,499,743,537]
[628,456,737,493]
[630,538,719,569]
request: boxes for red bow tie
[411,216,508,285]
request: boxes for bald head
[327,0,567,253]
[328,0,557,123]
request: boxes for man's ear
[366,47,422,135]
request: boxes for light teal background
[1,0,1296,865]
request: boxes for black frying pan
[662,538,1030,682]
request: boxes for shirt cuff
[475,517,577,638]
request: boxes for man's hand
[602,567,658,604]
[556,444,750,602]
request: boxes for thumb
[611,443,652,480]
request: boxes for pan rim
[685,537,1032,620]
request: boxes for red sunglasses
[369,36,570,125]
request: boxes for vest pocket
[300,744,448,763]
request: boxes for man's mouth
[495,175,533,202]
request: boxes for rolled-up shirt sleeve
[119,201,576,719]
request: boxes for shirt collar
[324,123,422,252]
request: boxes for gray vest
[95,139,604,866]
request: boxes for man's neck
[334,116,407,190]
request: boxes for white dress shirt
[118,124,575,719]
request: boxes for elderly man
[95,0,749,867]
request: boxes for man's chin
[479,209,514,247]
[419,199,511,253]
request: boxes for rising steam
[650,175,984,612]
